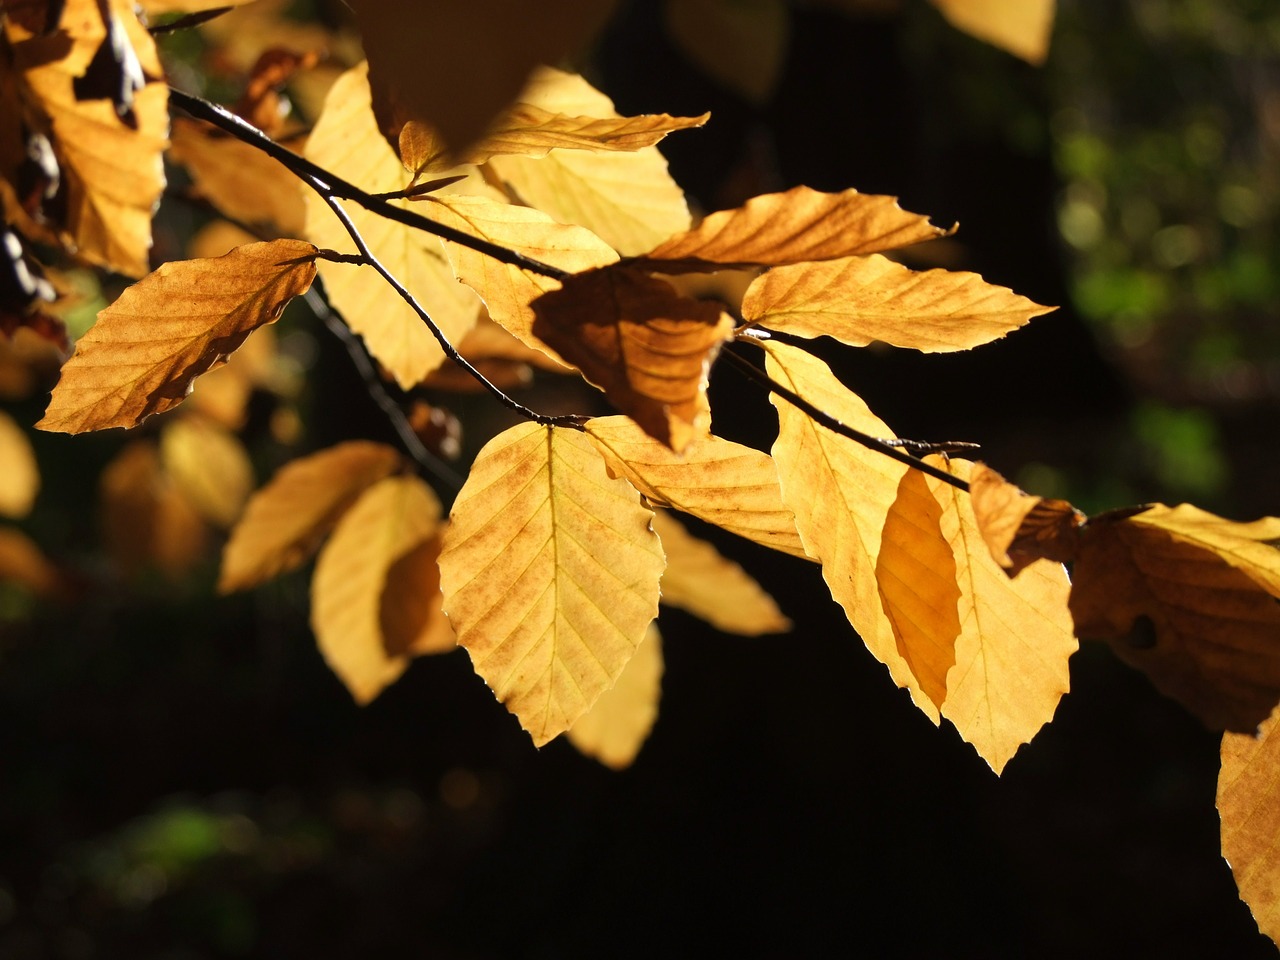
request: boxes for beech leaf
[37,239,317,433]
[0,411,39,518]
[99,440,208,578]
[1218,705,1280,948]
[930,0,1056,65]
[159,415,254,528]
[741,253,1056,352]
[380,534,456,658]
[567,623,663,770]
[438,423,664,747]
[968,461,1084,574]
[219,441,403,593]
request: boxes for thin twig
[148,7,233,34]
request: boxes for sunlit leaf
[219,440,403,593]
[585,414,808,559]
[930,0,1055,65]
[438,423,664,747]
[311,474,443,704]
[652,510,790,635]
[0,410,38,518]
[567,623,663,769]
[159,415,254,529]
[741,253,1055,352]
[1219,705,1280,948]
[38,239,317,433]
[99,440,209,577]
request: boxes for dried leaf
[438,423,664,747]
[311,474,443,704]
[585,414,807,558]
[652,510,790,635]
[930,0,1055,65]
[741,253,1055,352]
[531,266,735,451]
[567,623,663,769]
[38,239,317,432]
[664,0,789,105]
[1219,705,1280,948]
[637,186,949,273]
[159,415,254,528]
[0,526,62,597]
[0,410,39,518]
[99,440,209,577]
[968,461,1083,574]
[219,440,403,593]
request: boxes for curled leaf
[968,462,1083,574]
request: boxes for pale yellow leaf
[652,511,789,635]
[311,474,443,704]
[303,63,480,388]
[930,0,1055,65]
[159,416,254,529]
[219,440,403,593]
[664,0,789,105]
[37,239,317,433]
[567,623,663,769]
[0,411,39,518]
[585,414,808,559]
[438,423,664,747]
[741,253,1056,352]
[99,440,209,577]
[1219,705,1280,948]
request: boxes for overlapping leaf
[1219,705,1280,948]
[567,623,663,769]
[967,462,1083,574]
[438,423,664,747]
[38,239,317,432]
[741,253,1055,352]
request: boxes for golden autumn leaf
[37,239,317,433]
[664,0,789,105]
[930,0,1056,65]
[0,410,39,518]
[99,440,209,577]
[303,63,481,389]
[219,440,403,593]
[438,423,664,747]
[380,533,456,658]
[311,474,443,704]
[487,69,693,255]
[352,0,617,162]
[159,415,254,529]
[740,253,1056,352]
[584,414,808,559]
[651,510,790,635]
[1219,705,1280,948]
[967,461,1084,574]
[636,186,950,273]
[531,266,735,452]
[4,0,168,277]
[0,526,63,597]
[567,623,663,769]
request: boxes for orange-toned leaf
[741,253,1055,352]
[438,423,664,747]
[1219,704,1280,948]
[567,623,663,769]
[637,186,949,273]
[584,414,808,559]
[930,0,1055,65]
[219,440,403,593]
[159,415,254,528]
[531,266,735,451]
[310,474,443,703]
[99,440,209,577]
[968,461,1084,574]
[0,410,38,518]
[380,533,456,658]
[0,526,63,597]
[38,239,317,433]
[652,510,790,635]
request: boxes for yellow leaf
[741,253,1056,352]
[487,69,694,255]
[638,186,950,273]
[931,458,1075,773]
[567,623,664,769]
[664,0,789,105]
[38,239,317,433]
[303,63,481,388]
[531,266,735,451]
[1219,705,1280,948]
[584,414,808,559]
[0,526,63,597]
[0,411,38,518]
[930,0,1055,65]
[219,440,403,593]
[159,416,254,529]
[438,423,664,747]
[967,461,1084,574]
[99,440,209,577]
[310,474,443,704]
[5,0,168,277]
[652,511,790,635]
[380,533,456,657]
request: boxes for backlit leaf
[0,410,38,518]
[219,440,403,593]
[652,510,790,635]
[567,623,663,769]
[99,440,208,577]
[531,266,735,451]
[741,253,1055,352]
[311,474,443,704]
[968,461,1084,574]
[38,239,317,433]
[1219,705,1280,948]
[160,415,254,529]
[380,533,456,658]
[438,423,664,747]
[930,0,1055,65]
[584,414,808,559]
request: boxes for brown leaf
[664,0,789,105]
[968,462,1083,574]
[380,533,456,658]
[99,440,209,577]
[219,441,403,593]
[741,253,1056,352]
[531,266,735,451]
[930,0,1056,65]
[38,239,317,433]
[1219,704,1280,948]
[0,410,39,518]
[567,623,663,769]
[636,186,950,273]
